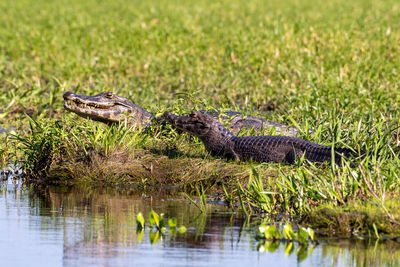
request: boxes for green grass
[1,0,400,236]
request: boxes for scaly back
[163,111,362,165]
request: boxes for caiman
[63,91,155,128]
[163,111,363,165]
[63,91,302,136]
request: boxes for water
[0,179,399,267]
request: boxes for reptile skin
[63,91,302,136]
[163,111,360,165]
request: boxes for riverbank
[4,116,397,238]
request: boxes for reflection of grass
[33,186,242,248]
[2,0,400,237]
[184,185,208,213]
[321,239,400,267]
[304,198,400,237]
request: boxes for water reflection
[0,164,23,181]
[320,239,400,267]
[0,182,399,267]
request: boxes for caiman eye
[198,124,207,129]
[105,92,113,98]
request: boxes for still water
[0,178,399,267]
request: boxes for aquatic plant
[258,222,315,245]
[136,212,145,230]
[136,210,187,238]
[256,222,316,261]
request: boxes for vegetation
[256,222,316,260]
[1,0,400,237]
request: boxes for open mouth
[64,99,112,110]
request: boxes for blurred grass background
[0,0,399,127]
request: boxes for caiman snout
[63,91,75,100]
[162,112,176,121]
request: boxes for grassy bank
[1,0,400,237]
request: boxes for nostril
[162,112,172,118]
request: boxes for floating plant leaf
[283,223,295,240]
[168,218,177,228]
[178,226,187,234]
[266,225,281,240]
[307,228,315,242]
[136,212,145,229]
[149,210,160,228]
[296,227,309,244]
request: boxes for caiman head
[63,91,155,128]
[162,111,234,156]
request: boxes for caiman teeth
[66,99,110,110]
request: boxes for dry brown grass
[43,146,276,190]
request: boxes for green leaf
[149,210,160,228]
[296,227,309,244]
[265,225,281,240]
[178,226,187,234]
[136,212,145,229]
[168,218,177,228]
[307,228,315,242]
[283,223,295,240]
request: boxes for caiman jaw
[63,91,141,124]
[63,97,114,111]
